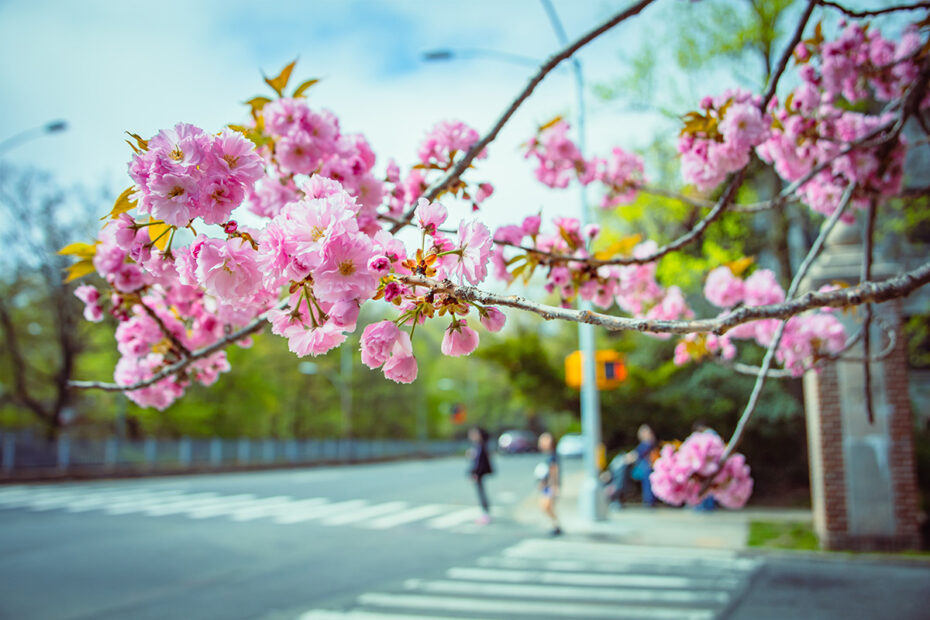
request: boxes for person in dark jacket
[468,426,494,524]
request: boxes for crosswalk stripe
[425,507,482,529]
[274,500,367,524]
[141,493,224,516]
[65,489,184,512]
[357,592,715,620]
[185,495,262,518]
[227,497,306,521]
[101,491,198,514]
[0,489,89,508]
[476,555,758,575]
[299,610,463,620]
[321,501,408,526]
[404,578,731,605]
[362,504,447,530]
[507,538,740,560]
[446,567,741,590]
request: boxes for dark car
[497,430,538,454]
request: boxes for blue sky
[0,0,675,230]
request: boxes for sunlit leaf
[244,96,272,119]
[148,219,172,251]
[58,242,97,259]
[64,259,96,283]
[593,234,642,260]
[538,115,563,132]
[292,78,320,98]
[264,60,297,97]
[100,186,137,221]
[125,131,148,152]
[726,256,754,277]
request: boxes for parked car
[556,433,585,458]
[497,430,537,454]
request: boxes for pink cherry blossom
[441,319,480,357]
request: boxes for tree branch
[68,306,274,393]
[817,0,930,18]
[137,297,192,358]
[719,181,856,463]
[389,0,658,233]
[761,0,818,109]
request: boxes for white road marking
[425,507,483,529]
[65,490,184,513]
[274,500,367,524]
[227,497,309,521]
[446,566,741,590]
[357,592,715,620]
[476,554,760,574]
[300,610,461,620]
[141,493,224,516]
[404,577,731,605]
[186,495,263,518]
[321,501,408,526]
[362,504,447,530]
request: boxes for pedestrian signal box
[564,350,626,390]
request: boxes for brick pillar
[802,223,922,551]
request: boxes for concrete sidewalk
[513,471,812,550]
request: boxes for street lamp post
[540,0,606,522]
[421,2,607,521]
[0,120,68,155]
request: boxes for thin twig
[720,182,857,463]
[137,297,191,358]
[761,0,818,109]
[389,0,657,234]
[69,304,279,392]
[817,0,930,18]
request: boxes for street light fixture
[421,1,606,521]
[0,119,68,155]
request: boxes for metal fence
[0,431,468,478]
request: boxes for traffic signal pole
[541,0,606,522]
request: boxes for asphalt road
[0,453,559,620]
[1,454,928,620]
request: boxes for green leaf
[292,78,320,98]
[100,186,137,221]
[264,60,297,97]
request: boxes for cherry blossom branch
[396,260,930,338]
[817,0,930,18]
[69,305,277,393]
[137,297,191,358]
[638,184,795,213]
[714,316,896,377]
[389,0,657,233]
[762,0,818,109]
[720,181,856,463]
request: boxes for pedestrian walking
[536,432,562,536]
[467,426,494,524]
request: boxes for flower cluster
[492,218,691,327]
[523,119,645,207]
[755,21,918,219]
[650,431,753,509]
[675,265,847,375]
[678,90,769,192]
[254,97,384,230]
[128,124,264,227]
